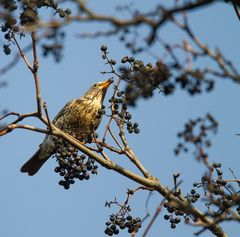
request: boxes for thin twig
[12,35,33,72]
[43,102,52,132]
[31,31,42,115]
[0,123,48,136]
[0,112,20,121]
[108,127,123,150]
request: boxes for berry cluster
[163,202,183,229]
[192,162,240,219]
[120,57,172,105]
[185,189,201,204]
[100,45,141,135]
[112,91,140,134]
[54,139,98,189]
[175,72,214,95]
[104,215,142,236]
[100,45,170,106]
[163,213,181,229]
[41,29,66,62]
[1,0,71,56]
[174,113,218,159]
[97,105,106,118]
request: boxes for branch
[31,32,42,115]
[0,123,48,136]
[49,120,228,237]
[12,35,33,72]
[0,109,228,236]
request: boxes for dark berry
[110,215,115,222]
[106,221,111,226]
[110,224,117,230]
[101,45,108,52]
[117,92,122,97]
[134,127,140,134]
[119,223,125,229]
[84,173,90,180]
[171,223,176,229]
[128,57,135,62]
[125,113,132,120]
[164,215,169,220]
[65,9,71,15]
[4,33,11,40]
[113,229,119,235]
[55,167,61,173]
[195,193,200,198]
[121,56,128,63]
[191,189,196,194]
[114,104,119,110]
[175,217,181,223]
[133,122,138,127]
[110,59,116,65]
[58,180,65,186]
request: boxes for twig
[31,31,42,115]
[12,35,33,72]
[95,139,123,154]
[142,200,165,237]
[0,30,51,77]
[108,127,123,150]
[119,127,152,179]
[0,112,20,121]
[43,102,52,132]
[0,123,48,136]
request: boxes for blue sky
[0,1,240,237]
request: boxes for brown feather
[20,148,50,176]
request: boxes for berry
[4,33,11,40]
[133,122,138,127]
[117,91,123,97]
[110,59,116,65]
[114,104,119,110]
[121,56,128,63]
[3,44,11,55]
[113,229,119,235]
[65,9,71,15]
[101,45,108,52]
[134,127,140,134]
[175,217,181,223]
[171,223,176,229]
[110,215,115,222]
[164,215,169,220]
[191,189,196,194]
[106,221,111,226]
[125,113,132,120]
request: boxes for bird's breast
[55,99,102,141]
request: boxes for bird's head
[83,78,113,102]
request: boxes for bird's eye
[93,84,97,87]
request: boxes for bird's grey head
[83,78,113,102]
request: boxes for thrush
[21,79,113,176]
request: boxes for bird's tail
[20,148,50,176]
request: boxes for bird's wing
[52,98,88,124]
[52,99,76,123]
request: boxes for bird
[21,78,113,176]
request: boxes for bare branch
[31,32,42,115]
[12,35,33,72]
[0,123,48,136]
[43,102,52,132]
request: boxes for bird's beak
[99,78,113,89]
